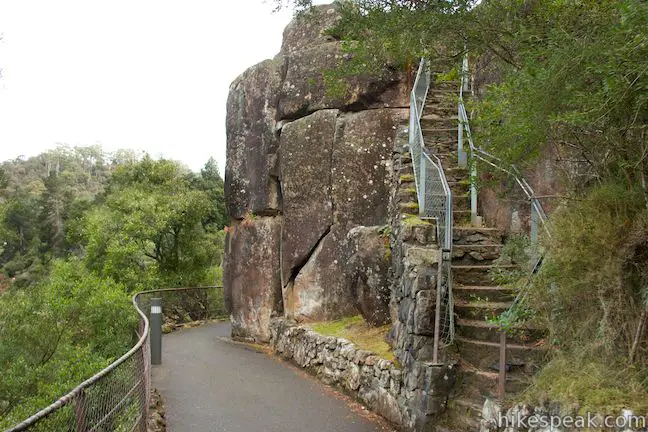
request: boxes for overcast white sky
[0,0,327,175]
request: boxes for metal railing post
[75,390,87,432]
[530,200,538,245]
[530,200,539,265]
[462,55,469,93]
[470,161,478,226]
[498,331,507,400]
[433,249,444,365]
[150,298,162,365]
[458,108,467,168]
[138,335,150,432]
[419,154,427,216]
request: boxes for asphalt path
[152,321,393,432]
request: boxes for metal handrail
[457,55,552,398]
[5,286,224,432]
[458,56,550,240]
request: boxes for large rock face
[224,3,408,340]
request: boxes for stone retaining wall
[269,318,455,430]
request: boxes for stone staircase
[416,75,546,431]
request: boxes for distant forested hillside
[0,145,227,290]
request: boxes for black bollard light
[151,298,162,365]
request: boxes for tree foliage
[0,260,135,427]
[0,146,227,425]
[83,156,226,290]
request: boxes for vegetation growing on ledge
[402,214,430,226]
[308,315,395,363]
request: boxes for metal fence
[136,286,227,328]
[5,294,151,432]
[409,58,455,363]
[5,286,225,432]
[410,59,453,252]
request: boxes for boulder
[279,109,338,283]
[280,4,342,55]
[225,58,284,219]
[284,224,357,321]
[224,4,409,340]
[332,109,407,225]
[278,43,408,120]
[347,226,391,326]
[223,217,282,342]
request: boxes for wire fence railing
[137,286,227,331]
[4,286,225,432]
[5,294,151,432]
[409,58,454,363]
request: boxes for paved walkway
[152,322,392,432]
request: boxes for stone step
[453,285,514,303]
[420,115,457,129]
[453,209,471,225]
[452,264,518,285]
[430,80,460,90]
[422,127,456,142]
[453,226,503,245]
[444,167,470,184]
[452,243,502,265]
[447,178,471,191]
[439,397,483,432]
[428,88,457,97]
[397,188,418,203]
[431,151,457,168]
[454,299,512,320]
[399,180,416,191]
[457,366,533,400]
[424,138,457,153]
[425,95,456,109]
[399,164,414,177]
[455,336,547,373]
[449,186,471,201]
[444,398,484,432]
[456,318,546,346]
[453,192,470,211]
[422,105,456,119]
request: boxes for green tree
[0,260,135,426]
[83,156,225,290]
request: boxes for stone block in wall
[413,289,436,336]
